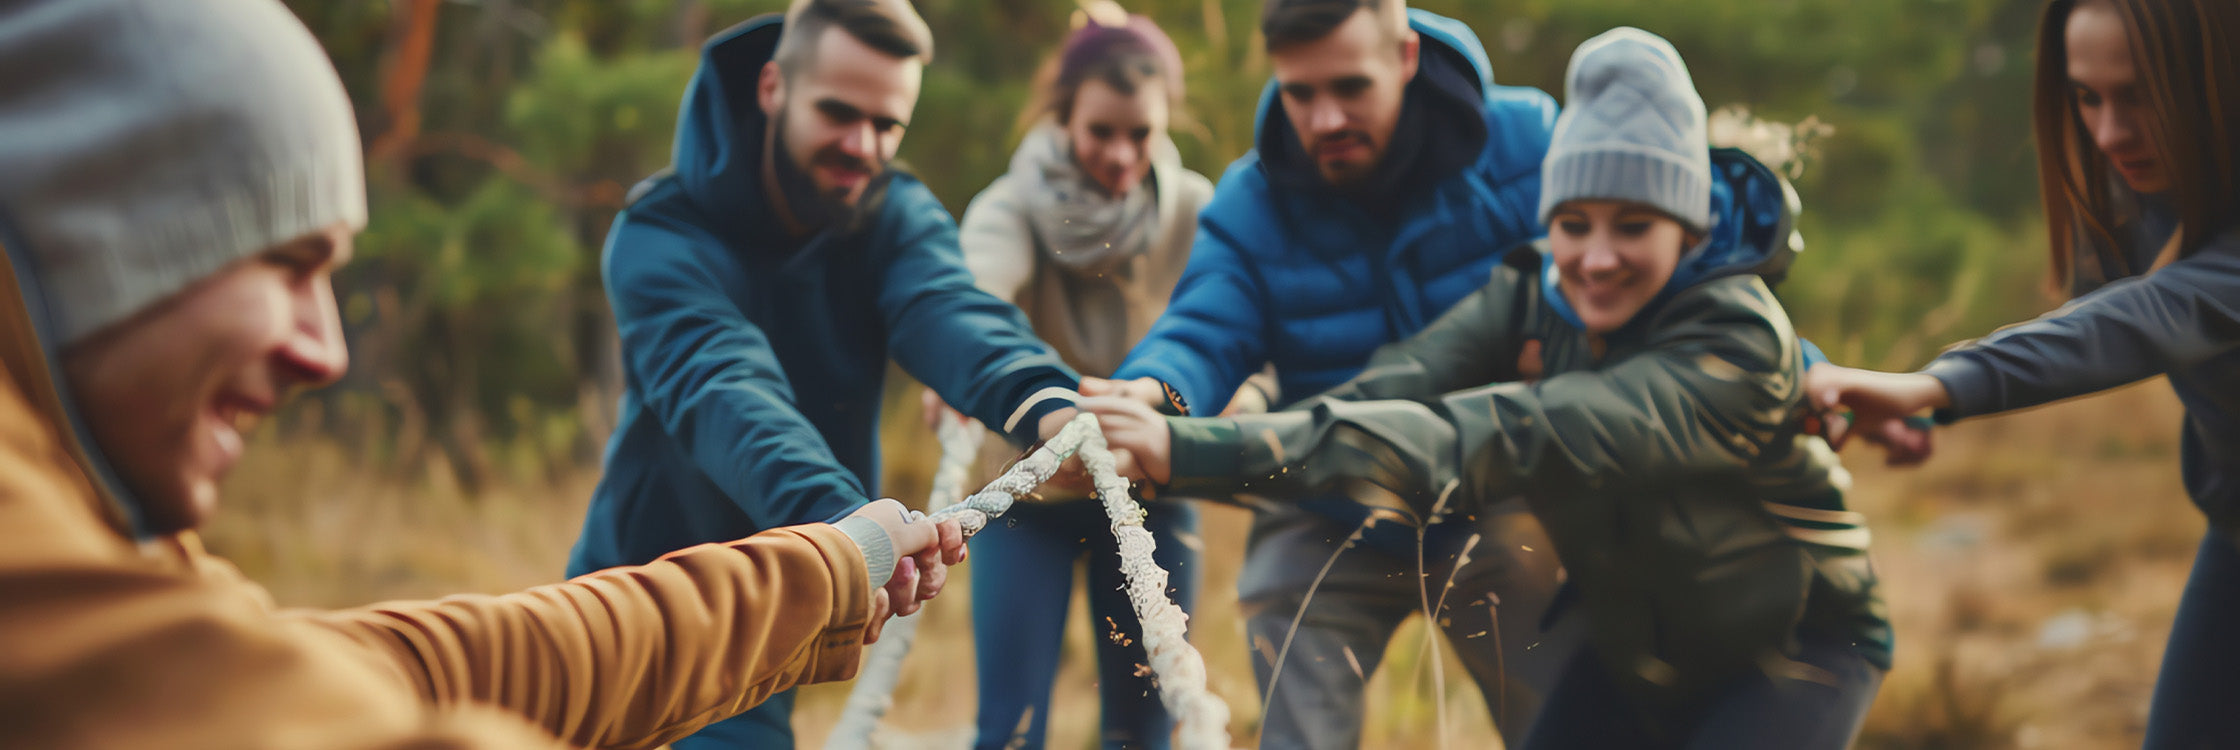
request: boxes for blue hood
[1542,147,1802,332]
[665,15,785,245]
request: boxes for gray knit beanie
[0,0,366,345]
[1538,27,1711,233]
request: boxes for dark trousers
[1519,633,1884,750]
[2144,532,2240,749]
[1237,500,1579,749]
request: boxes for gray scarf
[1010,122,1171,277]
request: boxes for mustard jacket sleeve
[299,524,875,750]
[0,380,567,750]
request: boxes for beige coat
[956,125,1272,488]
[0,244,876,749]
[959,123,1214,379]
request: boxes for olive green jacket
[1166,244,1890,707]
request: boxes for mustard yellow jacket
[0,244,876,749]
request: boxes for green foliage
[290,0,2064,479]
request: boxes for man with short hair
[1084,1,1576,746]
[0,0,964,747]
[565,1,1086,747]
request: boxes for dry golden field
[204,380,2197,749]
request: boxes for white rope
[1075,419,1234,750]
[824,413,1233,749]
[824,417,984,750]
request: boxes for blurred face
[61,224,353,531]
[1065,77,1169,198]
[760,26,922,211]
[1269,9,1419,189]
[2066,1,2168,193]
[1549,201,1689,335]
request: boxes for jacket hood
[667,16,785,243]
[0,218,153,539]
[1541,147,1802,331]
[1252,9,1493,199]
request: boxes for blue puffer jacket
[1112,9,1558,414]
[567,16,1078,575]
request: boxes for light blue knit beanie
[1538,27,1711,233]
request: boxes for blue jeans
[1519,633,1883,750]
[2144,532,2240,749]
[970,498,1200,750]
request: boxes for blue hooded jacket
[1111,9,1559,415]
[567,17,1079,575]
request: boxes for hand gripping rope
[825,413,1232,749]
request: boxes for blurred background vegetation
[209,1,2199,747]
[279,0,2059,490]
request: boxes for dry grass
[203,380,2196,749]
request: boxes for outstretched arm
[605,217,871,528]
[1114,279,1803,520]
[879,188,1080,445]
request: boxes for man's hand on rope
[846,498,967,644]
[1035,405,1098,495]
[1078,376,1168,407]
[1079,396,1172,486]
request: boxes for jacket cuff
[1003,386,1080,443]
[788,524,875,684]
[1119,362,1202,417]
[1920,355,1992,425]
[830,516,895,589]
[1163,416,1246,495]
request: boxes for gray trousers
[1236,498,1579,749]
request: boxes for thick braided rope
[827,414,1232,749]
[922,414,1100,533]
[823,417,984,750]
[1075,421,1234,750]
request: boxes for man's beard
[768,111,885,234]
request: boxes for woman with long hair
[1808,0,2240,744]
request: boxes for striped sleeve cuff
[1002,386,1080,441]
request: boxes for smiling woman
[1545,202,1693,336]
[938,6,1224,749]
[1084,26,1893,750]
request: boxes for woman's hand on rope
[846,498,967,643]
[1804,364,1945,466]
[1079,396,1172,486]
